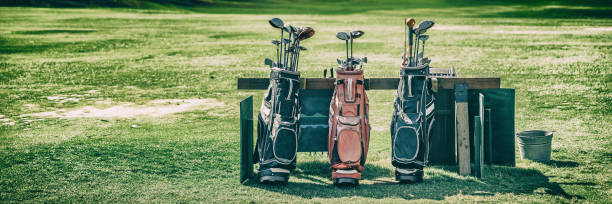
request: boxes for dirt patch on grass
[22,98,224,119]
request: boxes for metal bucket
[516,130,553,162]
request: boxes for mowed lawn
[1,1,611,202]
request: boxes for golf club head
[337,58,344,65]
[405,18,416,28]
[297,27,315,41]
[271,39,280,45]
[336,32,349,41]
[284,24,297,34]
[415,20,435,35]
[264,58,274,67]
[268,18,284,29]
[362,57,367,63]
[420,35,429,42]
[349,30,364,39]
[299,46,307,51]
[282,38,291,44]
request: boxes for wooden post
[240,96,253,183]
[486,108,493,164]
[474,115,483,178]
[474,93,484,178]
[455,83,470,176]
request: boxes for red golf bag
[328,68,371,185]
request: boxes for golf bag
[253,68,300,183]
[328,68,371,185]
[390,63,435,183]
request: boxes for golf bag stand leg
[328,69,371,186]
[390,64,435,183]
[253,68,300,184]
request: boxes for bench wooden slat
[238,77,500,90]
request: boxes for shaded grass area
[1,0,611,202]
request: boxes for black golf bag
[253,68,300,183]
[390,63,435,183]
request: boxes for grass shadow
[479,7,612,19]
[542,160,580,168]
[12,30,96,35]
[0,37,140,54]
[246,164,583,201]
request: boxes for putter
[336,32,350,70]
[405,18,415,66]
[269,18,285,66]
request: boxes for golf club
[414,20,434,66]
[271,40,281,67]
[336,32,349,68]
[269,18,285,66]
[284,24,297,70]
[419,35,429,63]
[349,30,364,59]
[292,26,314,71]
[405,18,415,66]
[282,38,291,69]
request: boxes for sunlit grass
[0,1,611,202]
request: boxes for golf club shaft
[414,33,419,66]
[280,29,284,67]
[345,40,348,70]
[279,31,283,65]
[350,38,353,59]
[408,27,413,66]
[404,22,406,65]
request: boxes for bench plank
[238,77,500,90]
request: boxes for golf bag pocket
[393,124,420,162]
[272,118,298,163]
[401,98,419,114]
[336,116,362,163]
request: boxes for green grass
[1,0,611,202]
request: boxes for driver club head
[415,20,435,35]
[271,39,280,45]
[297,26,315,41]
[336,32,349,41]
[349,30,364,39]
[268,18,284,29]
